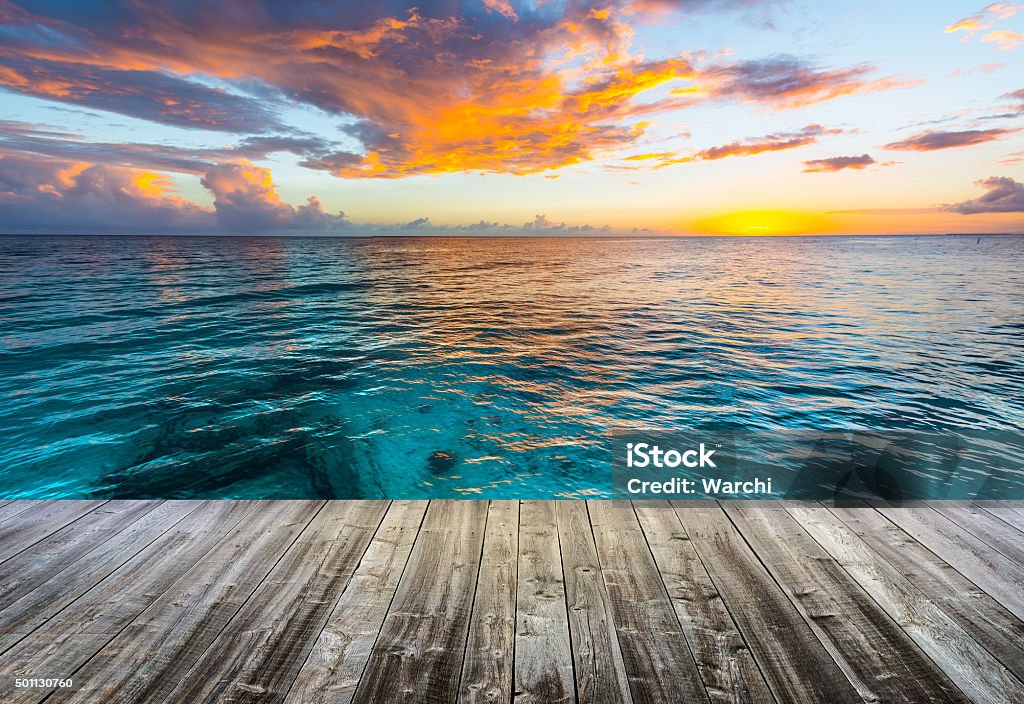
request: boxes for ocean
[1,234,1021,499]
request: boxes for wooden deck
[1,500,1023,703]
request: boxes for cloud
[613,124,841,169]
[521,213,609,233]
[946,4,1023,50]
[0,154,211,233]
[0,120,336,175]
[693,57,916,110]
[0,60,282,133]
[982,29,1024,50]
[0,153,347,233]
[946,176,1024,213]
[402,216,431,229]
[883,128,1020,151]
[200,163,348,231]
[696,124,840,160]
[946,3,1023,35]
[0,2,896,180]
[802,154,877,172]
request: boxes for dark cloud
[0,58,282,133]
[0,152,348,233]
[946,176,1024,214]
[0,154,211,233]
[884,128,1020,151]
[696,56,915,110]
[803,154,876,172]
[0,121,335,175]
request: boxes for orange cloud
[946,3,1023,47]
[613,124,841,169]
[0,3,904,180]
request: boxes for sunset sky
[1,0,1022,235]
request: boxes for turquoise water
[0,234,1021,499]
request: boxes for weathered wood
[49,501,323,704]
[0,501,105,562]
[633,502,774,704]
[588,501,709,704]
[1,499,1023,704]
[876,503,1024,620]
[513,501,575,704]
[970,501,1024,528]
[925,501,1024,566]
[971,501,1024,531]
[554,501,633,704]
[726,502,968,703]
[351,500,487,704]
[285,501,428,704]
[826,503,1024,684]
[165,501,389,703]
[0,501,44,526]
[0,501,201,640]
[671,502,861,704]
[0,501,160,612]
[788,502,1024,704]
[458,501,519,704]
[0,501,255,704]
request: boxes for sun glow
[693,210,832,236]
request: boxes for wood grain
[165,501,389,703]
[286,501,429,704]
[788,502,1024,704]
[589,501,710,704]
[458,501,519,704]
[633,502,774,704]
[513,501,574,704]
[672,502,862,704]
[350,500,487,704]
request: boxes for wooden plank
[588,501,709,704]
[285,501,429,704]
[0,501,203,640]
[633,502,774,704]
[671,502,861,704]
[788,502,1024,704]
[555,501,633,704]
[0,501,106,562]
[0,501,42,525]
[876,504,1024,620]
[514,501,575,704]
[726,502,969,704]
[0,501,161,611]
[926,501,1024,566]
[164,501,389,703]
[458,501,519,704]
[826,504,1024,684]
[47,501,323,704]
[0,501,255,704]
[350,500,487,704]
[971,501,1024,531]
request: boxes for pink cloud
[946,176,1024,213]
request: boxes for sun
[692,210,833,236]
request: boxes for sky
[0,0,1022,235]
